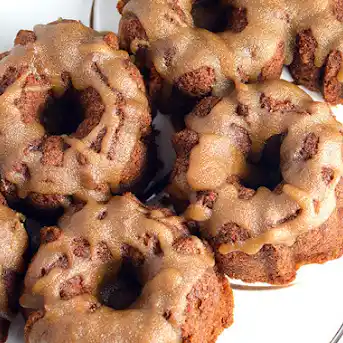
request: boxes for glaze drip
[0,194,27,342]
[172,80,343,255]
[0,21,151,204]
[22,194,217,343]
[120,0,343,96]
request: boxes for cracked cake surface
[170,80,343,284]
[0,20,152,210]
[118,0,343,105]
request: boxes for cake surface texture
[0,193,28,342]
[0,20,152,210]
[118,0,343,105]
[21,193,233,343]
[170,80,343,284]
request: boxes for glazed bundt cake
[0,193,28,342]
[0,20,152,210]
[170,80,343,284]
[118,0,343,106]
[21,193,233,343]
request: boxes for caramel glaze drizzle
[0,21,151,203]
[121,0,343,93]
[0,202,27,321]
[175,81,343,255]
[21,194,214,343]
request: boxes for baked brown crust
[118,0,343,105]
[21,194,233,343]
[0,195,28,341]
[170,80,343,284]
[211,187,343,284]
[0,20,152,209]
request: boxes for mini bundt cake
[0,193,28,342]
[0,20,152,210]
[170,80,343,284]
[118,0,343,106]
[21,193,233,343]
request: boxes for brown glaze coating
[21,194,233,343]
[170,80,343,284]
[0,194,28,341]
[0,20,152,209]
[118,0,343,105]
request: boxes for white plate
[1,1,343,342]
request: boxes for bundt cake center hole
[191,0,229,33]
[40,87,85,136]
[98,259,143,310]
[243,134,284,191]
